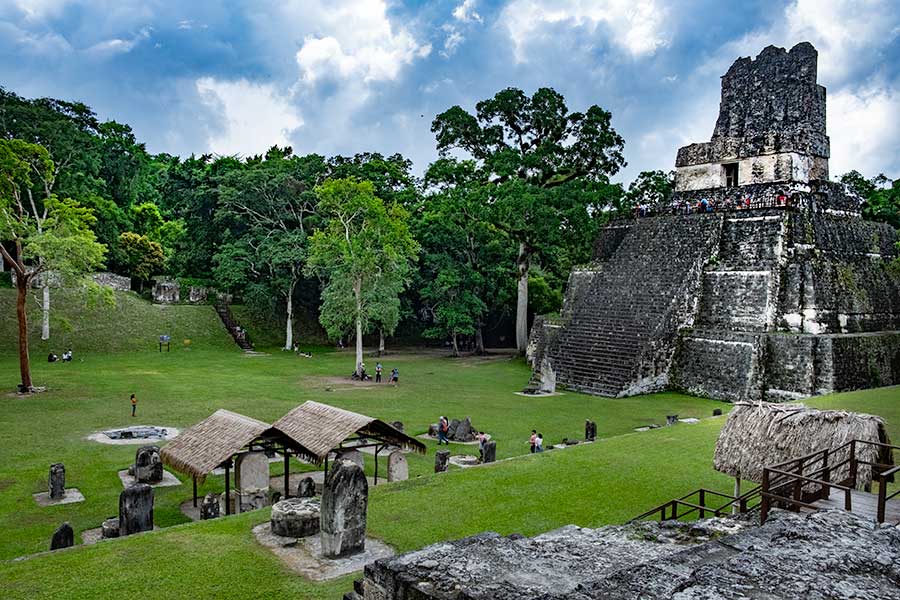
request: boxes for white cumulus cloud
[453,0,482,23]
[195,77,303,157]
[828,83,900,177]
[500,0,670,62]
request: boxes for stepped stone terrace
[527,43,900,402]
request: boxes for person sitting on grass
[48,352,59,363]
[535,433,544,453]
[529,430,537,453]
[62,349,72,362]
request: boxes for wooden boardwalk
[813,489,900,524]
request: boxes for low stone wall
[91,272,131,292]
[151,279,219,304]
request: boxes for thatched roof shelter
[160,409,316,480]
[714,402,893,488]
[272,400,426,462]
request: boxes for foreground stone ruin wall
[346,510,900,599]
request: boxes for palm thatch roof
[272,401,426,462]
[160,409,273,480]
[714,402,893,488]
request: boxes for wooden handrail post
[792,457,804,509]
[699,489,706,519]
[849,440,858,489]
[670,500,678,521]
[877,475,886,523]
[761,469,770,524]
[844,487,852,512]
[821,448,830,500]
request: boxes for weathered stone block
[387,451,408,482]
[50,522,73,550]
[452,417,475,442]
[297,476,317,498]
[334,449,364,470]
[49,463,65,499]
[321,460,368,558]
[585,420,597,441]
[435,450,450,473]
[119,483,153,536]
[134,445,163,484]
[200,493,220,520]
[271,497,320,538]
[482,441,496,464]
[101,517,119,539]
[239,488,269,512]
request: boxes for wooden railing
[760,439,898,524]
[630,486,762,523]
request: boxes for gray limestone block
[49,463,65,499]
[119,483,153,536]
[434,450,450,473]
[297,476,317,498]
[271,497,320,538]
[387,451,408,482]
[320,460,368,558]
[101,517,119,539]
[50,522,74,550]
[482,441,497,464]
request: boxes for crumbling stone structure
[345,510,900,599]
[528,43,900,402]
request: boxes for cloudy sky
[1,0,898,183]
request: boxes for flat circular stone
[271,498,320,538]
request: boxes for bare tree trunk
[451,333,460,357]
[16,277,33,391]
[41,283,50,341]
[515,242,530,354]
[474,324,485,356]
[283,279,296,351]
[378,328,385,356]
[354,278,364,377]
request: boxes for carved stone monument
[297,476,316,498]
[482,441,497,464]
[134,445,163,484]
[50,522,74,550]
[585,420,597,442]
[101,517,120,539]
[320,460,368,558]
[271,498,320,538]
[435,450,450,473]
[235,452,270,491]
[49,463,65,500]
[334,448,364,470]
[200,493,220,520]
[119,483,153,536]
[387,451,408,482]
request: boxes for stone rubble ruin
[103,426,169,440]
[48,463,65,500]
[527,42,900,402]
[50,522,74,550]
[101,517,119,539]
[200,493,220,520]
[118,483,154,536]
[320,459,368,558]
[133,445,163,484]
[427,417,478,442]
[345,510,900,599]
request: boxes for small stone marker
[585,420,597,442]
[387,451,408,482]
[50,522,74,550]
[200,493,220,520]
[134,445,163,484]
[435,450,450,473]
[119,483,153,536]
[335,449,364,470]
[271,497,320,538]
[101,517,120,539]
[666,415,679,426]
[235,452,270,491]
[297,476,316,498]
[482,441,497,464]
[713,408,723,416]
[321,460,368,558]
[49,463,65,500]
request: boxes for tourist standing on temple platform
[437,416,449,445]
[529,430,537,453]
[130,393,137,417]
[535,433,544,453]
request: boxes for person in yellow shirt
[131,394,137,417]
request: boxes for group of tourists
[529,430,544,453]
[47,349,73,363]
[354,362,399,384]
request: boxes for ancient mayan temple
[527,42,900,402]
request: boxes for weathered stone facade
[528,42,900,402]
[346,510,900,599]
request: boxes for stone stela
[320,460,368,559]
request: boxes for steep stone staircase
[214,302,254,351]
[546,214,722,397]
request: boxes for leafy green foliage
[118,232,165,282]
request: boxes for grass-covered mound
[0,288,234,356]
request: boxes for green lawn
[0,290,897,598]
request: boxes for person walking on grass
[529,430,537,453]
[130,393,137,417]
[437,416,449,445]
[375,362,383,383]
[390,367,399,385]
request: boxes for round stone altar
[270,498,320,538]
[87,425,179,445]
